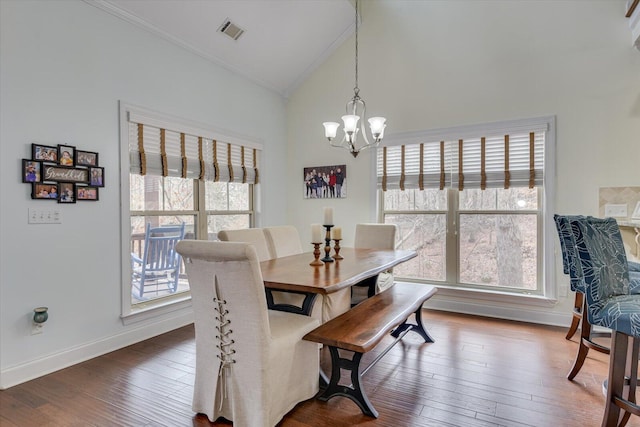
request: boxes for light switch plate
[604,203,628,218]
[28,208,62,224]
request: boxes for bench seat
[303,282,437,417]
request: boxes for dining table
[259,247,417,316]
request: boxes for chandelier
[322,0,386,158]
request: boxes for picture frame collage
[23,143,104,203]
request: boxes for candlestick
[333,239,343,260]
[323,207,334,226]
[321,225,334,262]
[332,226,342,240]
[310,243,324,266]
[311,223,323,243]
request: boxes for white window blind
[128,115,260,184]
[377,118,548,191]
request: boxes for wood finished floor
[2,309,638,427]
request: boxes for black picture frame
[75,150,99,167]
[77,186,99,201]
[22,159,42,183]
[32,143,59,163]
[58,144,76,167]
[58,182,76,203]
[89,167,104,187]
[32,182,59,200]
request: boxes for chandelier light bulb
[342,115,360,134]
[323,122,340,140]
[368,117,386,141]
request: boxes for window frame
[119,102,261,323]
[374,116,556,305]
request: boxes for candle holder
[332,239,344,260]
[310,243,324,266]
[321,225,334,263]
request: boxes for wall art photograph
[22,159,41,183]
[58,144,76,166]
[58,182,76,203]
[32,143,58,162]
[77,186,99,201]
[32,183,59,200]
[75,150,98,167]
[303,165,346,199]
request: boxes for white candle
[323,207,334,226]
[333,226,342,240]
[311,223,323,243]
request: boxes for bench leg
[391,307,435,343]
[317,346,379,418]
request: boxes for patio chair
[175,240,320,426]
[131,223,186,299]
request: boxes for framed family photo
[58,182,76,203]
[32,183,58,200]
[89,167,104,187]
[303,165,346,199]
[77,186,99,201]
[32,143,58,163]
[22,159,42,183]
[76,150,98,167]
[58,144,76,167]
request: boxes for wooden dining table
[260,247,417,316]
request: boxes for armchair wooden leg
[566,292,583,340]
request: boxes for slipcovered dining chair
[351,223,398,306]
[263,225,349,323]
[217,228,272,262]
[131,222,186,300]
[568,216,640,426]
[555,214,640,380]
[176,240,320,427]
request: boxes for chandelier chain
[354,0,359,96]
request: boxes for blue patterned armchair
[568,216,640,426]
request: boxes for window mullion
[447,188,458,284]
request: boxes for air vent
[218,19,244,41]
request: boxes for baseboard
[422,292,572,328]
[0,310,194,390]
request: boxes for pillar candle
[323,207,334,226]
[333,227,342,240]
[311,223,323,243]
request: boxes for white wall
[287,1,640,323]
[0,0,288,388]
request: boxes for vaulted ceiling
[89,0,356,97]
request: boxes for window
[378,116,555,299]
[120,103,261,317]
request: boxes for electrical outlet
[604,204,628,218]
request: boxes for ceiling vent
[218,19,244,41]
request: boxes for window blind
[128,119,260,184]
[377,124,545,191]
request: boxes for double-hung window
[378,116,555,299]
[120,103,261,316]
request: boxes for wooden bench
[303,282,437,418]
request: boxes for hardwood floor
[2,309,638,427]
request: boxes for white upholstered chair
[264,225,303,258]
[217,228,272,262]
[352,223,398,305]
[263,225,350,322]
[176,240,320,427]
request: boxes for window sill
[399,280,557,307]
[121,293,193,326]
